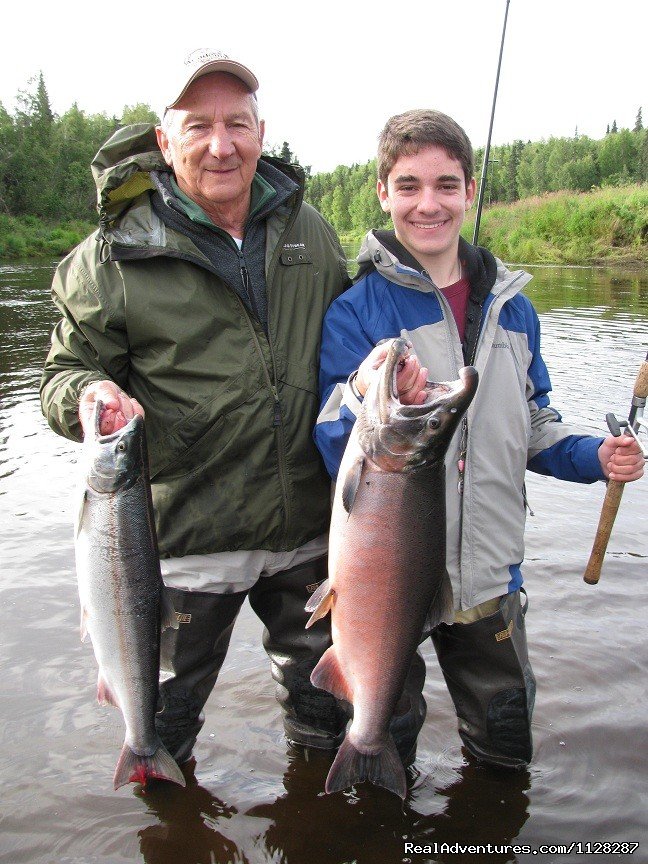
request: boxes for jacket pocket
[149,412,239,481]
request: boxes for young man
[314,109,644,770]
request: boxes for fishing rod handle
[633,358,648,403]
[583,480,625,584]
[583,354,647,585]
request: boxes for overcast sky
[2,0,645,174]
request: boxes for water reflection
[522,264,647,317]
[0,263,59,388]
[137,747,530,864]
[138,763,243,864]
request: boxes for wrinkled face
[377,144,476,271]
[156,72,264,215]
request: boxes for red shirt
[441,276,470,342]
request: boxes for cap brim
[167,60,259,111]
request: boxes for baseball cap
[165,48,259,114]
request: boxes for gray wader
[431,589,536,769]
[156,554,427,766]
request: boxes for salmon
[307,338,478,798]
[75,404,185,790]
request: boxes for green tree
[633,107,643,132]
[278,141,293,162]
[348,172,388,234]
[639,130,648,182]
[8,73,57,216]
[330,184,351,232]
[598,129,639,184]
[504,140,524,202]
[0,102,15,213]
[121,103,159,125]
[561,153,599,191]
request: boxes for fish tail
[113,740,186,790]
[325,735,406,799]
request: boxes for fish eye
[117,442,126,452]
[427,417,441,430]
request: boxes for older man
[41,49,351,769]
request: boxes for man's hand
[355,340,429,405]
[598,434,644,483]
[79,380,144,437]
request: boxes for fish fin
[310,646,353,703]
[160,589,179,632]
[304,580,336,628]
[426,572,456,629]
[80,606,89,642]
[341,456,364,514]
[75,489,87,539]
[439,573,456,625]
[113,740,186,790]
[305,578,330,613]
[97,673,119,709]
[325,735,406,799]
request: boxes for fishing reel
[606,412,648,459]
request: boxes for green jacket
[41,124,350,558]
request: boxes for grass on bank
[0,214,95,260]
[0,185,646,265]
[472,185,647,265]
[339,184,648,266]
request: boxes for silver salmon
[307,338,478,798]
[75,404,185,790]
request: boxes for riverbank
[0,214,95,260]
[471,184,647,266]
[340,184,648,266]
[1,184,646,265]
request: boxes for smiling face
[156,72,264,229]
[377,144,476,276]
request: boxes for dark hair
[377,109,474,187]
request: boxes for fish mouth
[377,339,477,417]
[407,365,478,414]
[86,402,145,493]
[377,338,412,423]
[362,339,478,470]
[92,401,144,444]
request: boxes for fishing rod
[473,0,510,246]
[583,349,648,584]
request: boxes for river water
[0,261,646,864]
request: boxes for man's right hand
[79,380,144,437]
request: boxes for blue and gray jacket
[314,230,605,610]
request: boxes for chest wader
[431,589,536,769]
[252,558,429,769]
[155,556,349,764]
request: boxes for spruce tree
[633,108,643,132]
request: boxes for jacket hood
[91,123,167,227]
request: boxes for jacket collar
[356,230,497,293]
[354,229,530,364]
